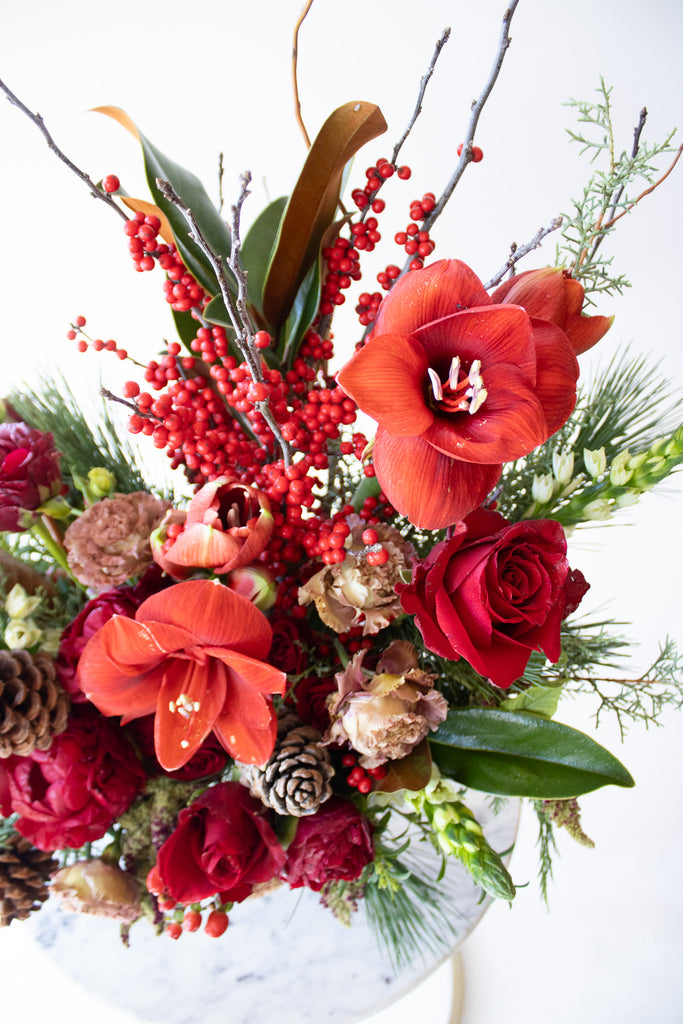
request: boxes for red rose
[291,676,336,734]
[156,782,285,903]
[282,797,374,892]
[0,707,146,851]
[0,422,62,532]
[268,614,315,675]
[398,508,589,689]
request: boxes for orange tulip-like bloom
[337,260,580,529]
[77,579,286,771]
[152,477,273,580]
[489,266,613,355]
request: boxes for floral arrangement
[0,0,681,966]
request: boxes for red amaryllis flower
[0,706,146,851]
[337,260,579,529]
[397,508,589,688]
[156,781,285,903]
[76,579,286,771]
[0,422,63,532]
[152,477,273,579]
[282,796,374,891]
[489,267,613,356]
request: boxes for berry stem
[483,216,564,290]
[0,77,129,223]
[390,27,451,168]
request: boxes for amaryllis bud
[225,566,277,610]
[152,477,273,579]
[50,859,141,924]
[0,423,63,533]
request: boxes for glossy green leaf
[279,259,321,366]
[241,196,287,317]
[430,708,635,798]
[94,106,232,298]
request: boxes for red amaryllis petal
[136,580,272,658]
[371,259,491,337]
[373,429,501,529]
[528,319,580,435]
[78,635,163,720]
[413,305,537,384]
[490,267,569,324]
[422,363,549,463]
[163,522,244,570]
[336,333,433,436]
[204,648,287,698]
[213,686,277,765]
[154,655,228,771]
[98,616,194,673]
[564,313,614,356]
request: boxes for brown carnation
[65,492,171,592]
[298,515,415,635]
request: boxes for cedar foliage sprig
[556,78,678,303]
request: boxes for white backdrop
[1,2,682,1022]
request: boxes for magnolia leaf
[241,196,287,316]
[119,196,174,246]
[262,101,387,331]
[374,738,433,794]
[93,106,232,298]
[430,708,635,799]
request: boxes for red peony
[0,422,63,532]
[156,781,285,903]
[55,568,168,700]
[0,706,146,851]
[489,266,613,356]
[282,796,374,891]
[398,508,589,688]
[77,579,286,771]
[336,260,579,529]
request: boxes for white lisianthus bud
[615,491,640,508]
[609,451,634,486]
[41,627,65,655]
[531,473,555,504]
[583,499,613,521]
[552,450,574,484]
[4,583,41,619]
[583,448,606,478]
[4,617,42,649]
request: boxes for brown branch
[292,0,315,149]
[156,176,292,466]
[391,27,451,166]
[600,143,683,232]
[419,0,520,237]
[0,77,128,223]
[484,217,564,289]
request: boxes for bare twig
[217,151,225,214]
[0,76,128,223]
[155,175,292,465]
[420,1,520,237]
[483,217,564,289]
[292,0,315,148]
[391,27,451,166]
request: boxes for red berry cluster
[67,316,129,361]
[146,865,230,940]
[341,751,388,794]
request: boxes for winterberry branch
[420,0,520,237]
[483,217,564,289]
[0,77,128,223]
[292,0,315,148]
[155,176,293,466]
[390,27,452,166]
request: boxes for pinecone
[0,649,70,758]
[0,833,57,927]
[240,710,334,816]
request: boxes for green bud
[609,451,633,487]
[88,467,117,499]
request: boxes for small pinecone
[0,834,58,927]
[241,710,334,817]
[0,649,70,758]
